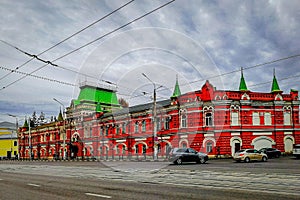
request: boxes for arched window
[284,106,291,125]
[230,105,240,126]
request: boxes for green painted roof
[75,86,119,106]
[171,76,181,98]
[239,68,248,91]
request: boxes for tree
[23,118,29,128]
[118,98,129,108]
[38,111,46,125]
[30,111,37,127]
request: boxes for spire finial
[239,67,248,91]
[171,74,181,98]
[271,68,281,93]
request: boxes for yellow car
[233,149,268,163]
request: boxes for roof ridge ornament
[271,68,282,93]
[239,67,248,92]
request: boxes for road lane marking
[85,193,112,199]
[27,183,41,187]
[0,179,3,181]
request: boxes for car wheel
[176,158,182,165]
[198,157,206,164]
[244,157,250,163]
[262,156,268,162]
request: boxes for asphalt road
[0,157,299,200]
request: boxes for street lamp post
[142,73,158,160]
[53,98,66,160]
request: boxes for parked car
[169,148,208,165]
[259,148,281,158]
[293,144,300,159]
[233,149,268,163]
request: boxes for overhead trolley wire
[0,0,135,81]
[0,65,76,86]
[123,53,300,101]
[0,0,176,91]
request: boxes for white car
[293,144,300,159]
[233,149,268,163]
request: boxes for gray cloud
[0,0,299,123]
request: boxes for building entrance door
[7,151,11,159]
[235,143,241,153]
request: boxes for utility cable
[0,0,175,91]
[0,0,135,81]
[122,54,300,101]
[0,66,76,87]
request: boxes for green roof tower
[271,69,281,93]
[171,75,181,98]
[239,67,248,91]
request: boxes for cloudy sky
[0,0,299,124]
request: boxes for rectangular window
[116,125,120,135]
[135,145,139,154]
[14,141,18,146]
[135,122,139,133]
[122,123,126,134]
[156,118,161,131]
[100,127,103,136]
[84,126,92,138]
[264,112,272,125]
[142,121,146,132]
[165,117,170,130]
[206,142,213,153]
[181,115,187,128]
[205,113,213,126]
[105,127,108,136]
[284,112,291,125]
[231,112,239,126]
[252,112,260,125]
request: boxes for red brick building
[18,72,300,160]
